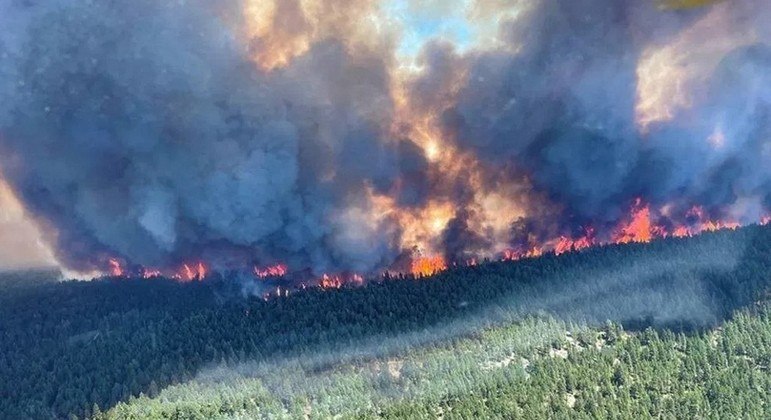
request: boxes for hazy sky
[0,180,55,270]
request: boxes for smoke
[0,180,56,271]
[0,0,768,275]
[0,0,421,274]
[422,0,771,226]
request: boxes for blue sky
[382,0,476,58]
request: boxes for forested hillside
[1,225,770,419]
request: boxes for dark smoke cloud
[0,0,427,274]
[0,0,768,274]
[441,209,490,263]
[420,0,770,224]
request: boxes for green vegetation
[104,306,771,419]
[1,225,770,419]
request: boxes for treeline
[0,225,769,419]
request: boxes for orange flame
[498,199,752,262]
[612,201,741,243]
[320,274,343,289]
[176,262,207,282]
[103,198,765,296]
[254,263,288,278]
[700,220,740,232]
[613,198,657,244]
[502,247,543,261]
[108,258,124,277]
[672,226,691,238]
[670,205,741,237]
[553,228,595,255]
[410,255,447,277]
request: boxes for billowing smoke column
[422,0,771,224]
[0,0,417,276]
[0,0,768,279]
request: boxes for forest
[1,224,770,419]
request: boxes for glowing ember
[254,263,288,278]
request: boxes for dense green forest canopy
[1,224,770,419]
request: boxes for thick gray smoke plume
[0,0,425,273]
[0,0,769,274]
[418,0,771,227]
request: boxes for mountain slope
[1,225,770,419]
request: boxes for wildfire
[497,198,753,263]
[672,226,690,238]
[410,255,447,277]
[384,57,528,264]
[254,263,288,278]
[108,258,124,277]
[176,262,207,282]
[141,268,162,279]
[609,199,724,244]
[502,247,543,261]
[610,201,743,243]
[316,273,364,289]
[671,205,741,237]
[553,229,595,255]
[613,199,658,244]
[701,220,741,232]
[320,274,343,289]
[19,0,766,312]
[97,198,765,301]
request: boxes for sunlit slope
[103,304,771,419]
